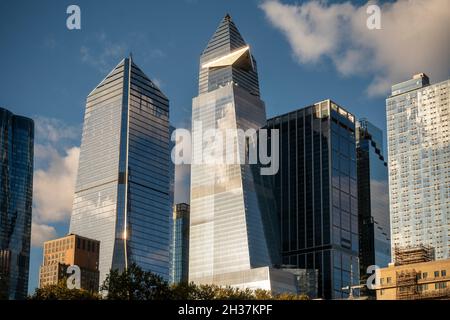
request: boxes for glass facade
[0,107,34,300]
[189,14,280,285]
[70,57,172,285]
[356,119,391,296]
[386,74,449,261]
[169,203,190,284]
[266,101,360,299]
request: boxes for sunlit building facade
[189,14,283,290]
[69,57,172,285]
[39,234,100,292]
[386,74,449,261]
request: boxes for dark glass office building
[356,119,390,295]
[0,107,34,300]
[266,100,360,299]
[70,56,172,284]
[170,203,190,284]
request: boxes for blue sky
[0,0,448,294]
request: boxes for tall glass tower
[169,203,190,284]
[189,14,283,290]
[356,119,390,296]
[386,74,449,261]
[69,57,171,286]
[0,107,34,300]
[266,101,360,299]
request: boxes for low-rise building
[375,247,450,300]
[39,234,100,292]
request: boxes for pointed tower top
[202,14,247,59]
[129,52,133,61]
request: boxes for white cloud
[260,0,450,96]
[34,117,80,144]
[33,146,80,224]
[31,222,57,247]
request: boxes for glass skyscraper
[69,56,172,286]
[386,73,449,261]
[169,203,190,284]
[189,14,284,290]
[266,100,360,299]
[0,107,34,300]
[356,119,390,296]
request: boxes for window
[380,278,384,285]
[434,271,439,278]
[441,270,446,277]
[423,272,428,279]
[387,277,392,284]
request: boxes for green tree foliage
[29,264,309,300]
[100,263,171,300]
[29,280,100,300]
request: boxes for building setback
[0,107,34,300]
[266,100,360,299]
[69,56,172,285]
[189,14,292,292]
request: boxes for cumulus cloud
[31,222,57,247]
[34,117,80,144]
[33,146,80,223]
[260,0,450,96]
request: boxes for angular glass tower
[69,57,171,286]
[356,119,390,296]
[189,14,282,288]
[266,101,360,299]
[0,107,34,300]
[386,74,449,261]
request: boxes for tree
[100,264,310,300]
[29,280,100,300]
[274,292,309,300]
[101,263,170,300]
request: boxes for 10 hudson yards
[0,0,449,318]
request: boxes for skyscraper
[386,73,449,261]
[39,234,100,292]
[69,56,172,285]
[0,107,34,300]
[189,14,287,291]
[170,203,190,284]
[356,119,390,296]
[266,100,360,299]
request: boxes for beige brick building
[39,234,100,292]
[375,258,450,300]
